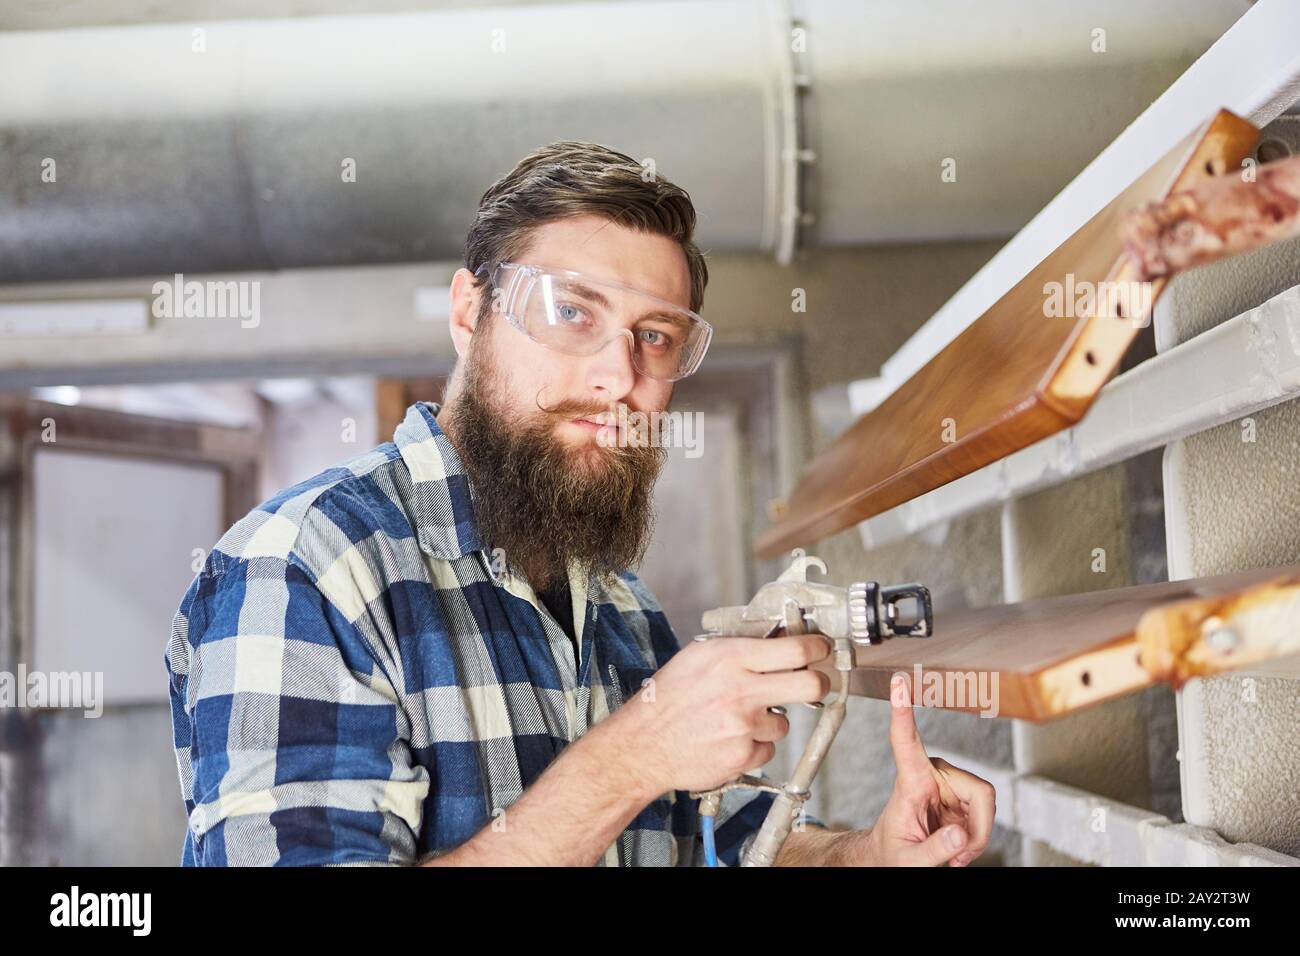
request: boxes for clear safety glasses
[474,260,713,382]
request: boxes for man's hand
[851,673,996,866]
[777,673,995,867]
[614,633,832,795]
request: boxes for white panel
[0,299,148,336]
[32,448,225,705]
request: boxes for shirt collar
[393,400,485,560]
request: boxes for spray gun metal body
[690,549,933,867]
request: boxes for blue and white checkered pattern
[165,400,776,866]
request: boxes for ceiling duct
[0,0,1249,284]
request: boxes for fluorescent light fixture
[255,379,318,405]
[0,299,149,336]
[31,386,82,406]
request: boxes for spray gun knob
[849,581,934,645]
[849,582,872,643]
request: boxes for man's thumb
[904,824,968,866]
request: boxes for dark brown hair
[464,141,708,322]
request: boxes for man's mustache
[539,398,644,421]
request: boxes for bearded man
[165,141,994,867]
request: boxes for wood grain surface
[816,564,1300,721]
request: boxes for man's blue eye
[638,328,671,347]
[557,303,586,324]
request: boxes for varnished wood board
[816,565,1300,721]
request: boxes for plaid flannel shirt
[165,400,782,866]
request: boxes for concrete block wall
[1163,399,1300,856]
[1154,130,1300,856]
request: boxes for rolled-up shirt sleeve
[166,552,428,866]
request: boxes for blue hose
[701,812,718,867]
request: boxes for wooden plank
[756,109,1259,559]
[816,565,1300,722]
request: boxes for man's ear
[448,267,483,357]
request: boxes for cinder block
[1017,776,1171,865]
[1145,823,1232,866]
[1219,842,1300,867]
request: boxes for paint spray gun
[690,548,933,867]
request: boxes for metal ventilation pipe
[0,0,1248,284]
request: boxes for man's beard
[442,339,667,591]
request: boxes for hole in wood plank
[1080,671,1092,687]
[1085,350,1097,366]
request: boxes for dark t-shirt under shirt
[536,576,578,660]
